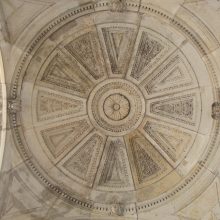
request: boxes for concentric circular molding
[88,79,145,136]
[10,1,220,216]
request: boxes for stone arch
[0,48,7,171]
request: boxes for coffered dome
[2,0,220,219]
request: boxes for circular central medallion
[13,5,219,213]
[88,79,145,136]
[103,93,130,121]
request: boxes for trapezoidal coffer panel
[10,2,220,216]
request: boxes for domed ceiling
[1,0,220,219]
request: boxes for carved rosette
[103,93,130,121]
[10,2,220,216]
[88,79,145,136]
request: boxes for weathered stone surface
[1,0,220,219]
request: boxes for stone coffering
[1,0,220,219]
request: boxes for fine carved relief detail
[130,31,173,81]
[103,93,130,121]
[41,119,92,159]
[141,51,197,96]
[110,0,127,12]
[142,119,193,163]
[40,51,93,97]
[8,98,21,113]
[212,102,220,120]
[110,203,125,216]
[65,32,105,80]
[95,137,134,190]
[101,27,136,76]
[12,4,214,213]
[88,79,145,136]
[63,134,105,186]
[149,92,200,128]
[127,132,171,185]
[36,90,84,121]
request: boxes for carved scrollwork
[212,102,220,120]
[110,0,127,12]
[8,98,21,113]
[110,203,125,216]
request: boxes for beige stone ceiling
[1,0,220,219]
